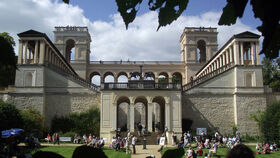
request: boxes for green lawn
[32,146,131,158]
[161,146,280,158]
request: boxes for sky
[0,0,263,61]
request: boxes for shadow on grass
[162,148,184,158]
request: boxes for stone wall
[44,93,100,126]
[182,93,234,135]
[235,94,267,136]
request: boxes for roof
[195,31,260,75]
[17,29,46,37]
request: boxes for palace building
[1,26,279,143]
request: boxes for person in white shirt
[132,135,137,154]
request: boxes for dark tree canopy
[63,0,279,59]
[262,57,280,91]
[0,33,17,87]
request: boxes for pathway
[131,145,162,158]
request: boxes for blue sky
[68,0,261,27]
[0,0,262,61]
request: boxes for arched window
[25,72,33,87]
[245,73,252,87]
[65,39,75,63]
[197,40,206,63]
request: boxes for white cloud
[0,0,259,61]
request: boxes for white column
[233,42,240,65]
[226,50,229,64]
[39,41,45,64]
[112,103,117,131]
[219,56,222,68]
[165,103,170,131]
[18,40,23,64]
[148,103,153,132]
[23,41,28,64]
[229,47,233,63]
[129,103,135,132]
[240,42,244,65]
[251,42,255,65]
[222,53,226,66]
[256,42,260,65]
[34,41,39,64]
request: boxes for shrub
[0,100,24,131]
[20,109,45,136]
[51,106,100,136]
[260,101,280,144]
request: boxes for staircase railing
[182,62,235,91]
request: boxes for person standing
[132,135,137,154]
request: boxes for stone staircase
[118,131,163,145]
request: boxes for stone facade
[1,27,280,145]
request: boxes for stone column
[240,42,244,65]
[39,41,45,64]
[23,41,28,64]
[219,56,222,68]
[256,42,260,65]
[222,53,226,66]
[34,41,39,64]
[229,47,233,63]
[226,50,230,64]
[233,42,240,65]
[165,103,170,131]
[251,42,255,65]
[112,103,117,131]
[129,103,135,132]
[45,46,49,63]
[148,103,153,132]
[18,40,23,64]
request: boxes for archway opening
[130,72,141,80]
[65,39,75,63]
[117,72,128,83]
[158,72,168,83]
[172,72,182,84]
[117,96,130,132]
[90,72,101,86]
[152,96,165,132]
[103,72,115,83]
[197,40,206,63]
[134,97,148,131]
[144,72,155,80]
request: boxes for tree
[63,0,280,59]
[0,100,24,131]
[260,101,280,144]
[0,32,17,87]
[262,57,280,91]
[20,109,45,136]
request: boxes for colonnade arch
[65,39,76,63]
[152,96,165,132]
[88,71,185,86]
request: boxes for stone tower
[53,26,91,79]
[180,27,218,83]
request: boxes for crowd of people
[73,134,105,148]
[109,131,137,154]
[256,142,278,154]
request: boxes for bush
[21,109,45,136]
[0,100,24,131]
[51,106,100,136]
[260,101,280,144]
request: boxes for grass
[32,146,131,158]
[161,146,280,158]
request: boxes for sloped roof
[233,31,260,39]
[17,29,46,37]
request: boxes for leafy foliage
[262,57,280,91]
[63,0,280,59]
[0,33,17,87]
[20,109,45,136]
[0,100,24,131]
[51,107,100,136]
[260,101,280,144]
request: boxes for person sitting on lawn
[185,147,192,158]
[83,134,88,144]
[97,137,104,148]
[197,146,203,156]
